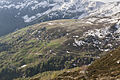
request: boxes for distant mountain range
[0,0,120,36]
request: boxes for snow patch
[74,39,85,46]
[22,15,36,23]
[117,60,120,64]
[83,27,110,38]
[21,65,27,68]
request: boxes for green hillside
[48,47,120,80]
[0,19,119,80]
[0,19,101,80]
[87,47,120,80]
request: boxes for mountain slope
[0,0,120,37]
[16,47,120,80]
[0,19,98,80]
[90,1,120,16]
[0,0,104,36]
[0,12,120,80]
[87,47,120,80]
[50,47,120,80]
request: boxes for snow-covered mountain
[90,1,120,16]
[0,0,120,36]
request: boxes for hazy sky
[90,0,120,3]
